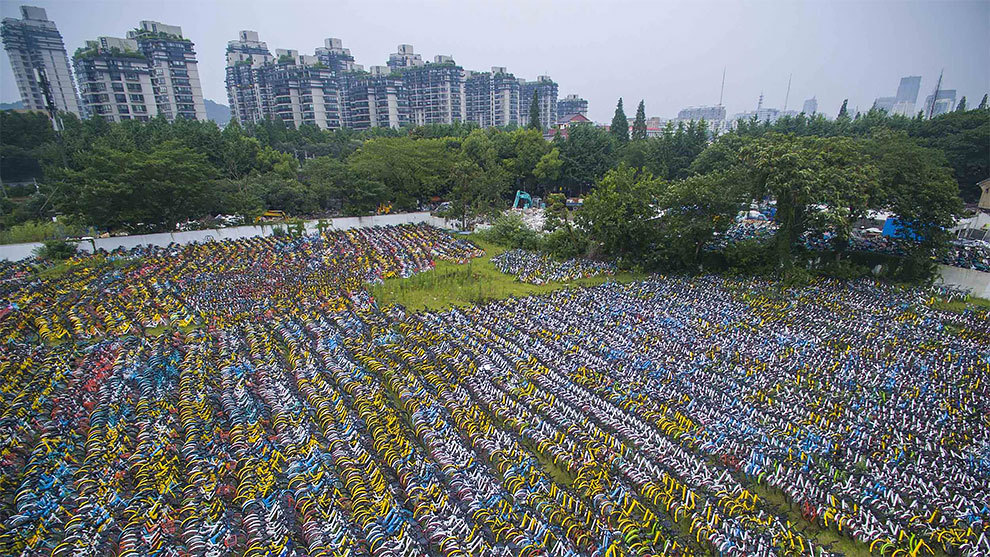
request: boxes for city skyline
[2,0,988,123]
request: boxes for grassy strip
[370,236,647,312]
[931,296,990,313]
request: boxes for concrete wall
[0,212,458,262]
[936,265,990,298]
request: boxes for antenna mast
[783,74,792,112]
[928,69,943,119]
[718,67,725,107]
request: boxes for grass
[931,295,990,313]
[369,236,647,312]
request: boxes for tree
[575,165,661,262]
[528,90,541,130]
[558,123,616,192]
[955,96,967,112]
[631,100,648,141]
[979,94,988,110]
[58,141,216,231]
[837,99,849,120]
[445,160,509,229]
[348,137,458,210]
[610,98,629,145]
[533,147,563,192]
[865,129,962,281]
[655,172,744,268]
[740,134,878,269]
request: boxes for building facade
[557,94,588,120]
[401,56,466,126]
[1,5,80,118]
[802,97,817,115]
[225,30,274,125]
[73,37,157,122]
[894,76,921,116]
[518,75,558,130]
[127,21,205,121]
[223,36,546,131]
[466,67,520,128]
[924,89,956,117]
[345,75,409,130]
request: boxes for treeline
[1,102,987,282]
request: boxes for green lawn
[369,236,647,312]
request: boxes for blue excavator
[513,190,544,209]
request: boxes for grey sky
[2,0,988,122]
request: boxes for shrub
[477,213,544,251]
[34,239,78,261]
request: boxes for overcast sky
[2,0,988,122]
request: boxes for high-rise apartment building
[127,21,206,121]
[73,37,156,122]
[556,94,588,120]
[1,5,80,117]
[518,75,558,130]
[345,73,409,129]
[802,97,817,115]
[466,67,519,128]
[223,35,547,131]
[261,49,344,130]
[401,55,466,126]
[315,37,361,73]
[386,44,423,72]
[225,30,274,125]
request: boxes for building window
[112,83,125,92]
[127,83,143,92]
[117,104,129,114]
[130,94,145,103]
[115,94,127,103]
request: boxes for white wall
[0,212,459,262]
[936,265,990,298]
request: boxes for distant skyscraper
[127,21,206,121]
[1,5,80,117]
[895,76,921,104]
[873,96,896,113]
[802,97,817,115]
[924,89,956,117]
[891,76,921,116]
[73,36,157,122]
[557,94,588,120]
[518,75,558,129]
[677,105,726,122]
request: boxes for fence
[0,212,458,262]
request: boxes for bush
[34,239,78,261]
[723,240,775,275]
[477,213,544,251]
[0,220,83,245]
[543,226,589,260]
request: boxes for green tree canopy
[610,98,629,145]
